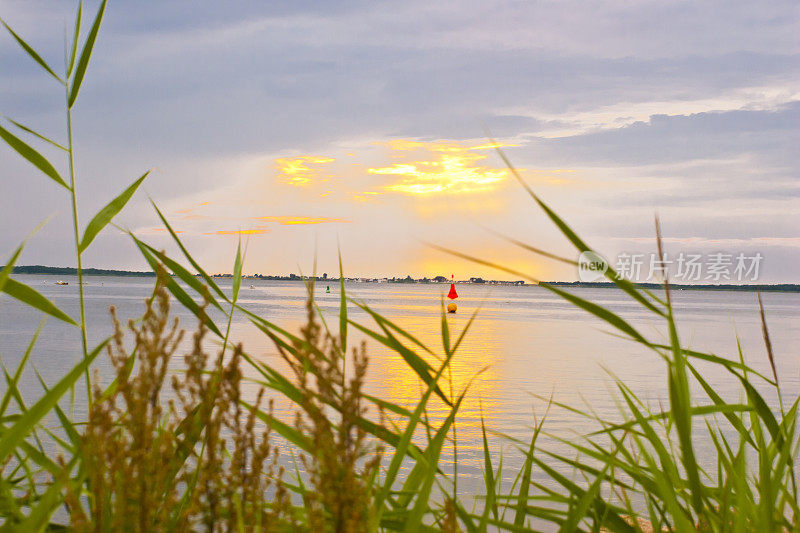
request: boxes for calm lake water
[2,274,799,497]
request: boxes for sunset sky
[1,1,798,281]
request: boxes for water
[2,274,799,497]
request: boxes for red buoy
[447,274,458,299]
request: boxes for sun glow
[367,140,512,195]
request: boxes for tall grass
[2,2,798,531]
[1,0,147,405]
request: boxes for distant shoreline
[4,266,799,293]
[546,281,800,293]
[7,265,156,277]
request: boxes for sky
[1,0,798,282]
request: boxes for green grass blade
[428,242,539,283]
[451,307,480,354]
[242,350,428,459]
[646,343,775,385]
[0,19,63,84]
[542,282,651,345]
[536,447,636,492]
[531,456,636,532]
[0,339,105,463]
[15,438,61,476]
[1,278,77,325]
[247,402,313,453]
[440,302,451,355]
[348,319,450,405]
[67,0,83,77]
[0,221,50,295]
[134,241,223,337]
[615,383,683,490]
[338,247,347,354]
[232,238,242,302]
[132,238,223,310]
[68,0,107,108]
[79,170,149,252]
[664,302,704,516]
[150,200,228,301]
[374,353,455,524]
[403,391,466,532]
[29,368,83,455]
[354,300,436,356]
[5,118,67,152]
[9,463,71,531]
[514,401,550,528]
[592,403,753,436]
[221,238,243,356]
[491,142,667,315]
[241,305,332,365]
[481,410,499,522]
[558,464,609,532]
[0,123,69,189]
[686,361,755,446]
[429,244,651,346]
[1,363,27,417]
[757,293,781,411]
[19,457,83,531]
[0,319,44,417]
[0,243,25,294]
[736,372,782,446]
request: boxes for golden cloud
[275,156,335,187]
[368,140,512,195]
[257,216,351,225]
[140,227,185,234]
[174,201,211,215]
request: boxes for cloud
[203,229,270,235]
[275,156,335,187]
[520,103,800,168]
[367,140,511,195]
[509,84,800,138]
[135,227,185,235]
[257,216,351,225]
[616,236,800,248]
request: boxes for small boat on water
[55,280,69,286]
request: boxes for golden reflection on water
[359,312,504,453]
[234,292,552,462]
[229,282,800,481]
